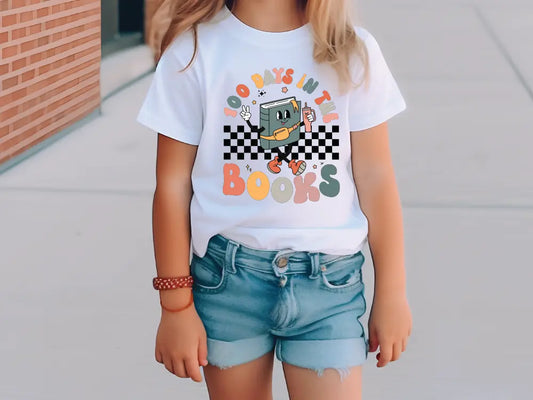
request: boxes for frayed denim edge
[206,362,356,382]
[312,366,353,382]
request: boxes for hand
[155,296,208,382]
[303,110,314,133]
[367,293,412,368]
[240,105,251,121]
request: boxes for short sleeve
[348,28,407,132]
[136,33,203,145]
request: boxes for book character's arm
[245,119,265,134]
[240,105,265,133]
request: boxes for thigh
[202,349,275,400]
[282,363,362,400]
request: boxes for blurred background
[1,0,532,399]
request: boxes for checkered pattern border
[223,125,340,161]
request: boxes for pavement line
[101,68,155,103]
[473,4,533,103]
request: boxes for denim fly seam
[269,248,301,330]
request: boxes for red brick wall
[0,0,101,166]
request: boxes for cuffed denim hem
[275,337,368,382]
[206,333,276,369]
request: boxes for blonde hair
[148,0,369,94]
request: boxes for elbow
[354,163,395,189]
[154,179,193,203]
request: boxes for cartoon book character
[240,96,316,176]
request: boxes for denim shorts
[191,234,369,381]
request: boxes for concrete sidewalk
[1,1,532,399]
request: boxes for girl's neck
[229,0,306,33]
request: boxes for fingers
[185,357,203,382]
[155,349,163,364]
[376,340,393,368]
[368,329,378,353]
[198,336,208,367]
[240,105,251,121]
[160,351,187,379]
[162,353,175,375]
[391,341,402,362]
[376,337,408,367]
[159,352,205,381]
[174,358,188,378]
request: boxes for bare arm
[153,133,198,310]
[152,134,208,382]
[350,121,406,297]
[350,121,411,368]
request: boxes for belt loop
[308,252,320,279]
[224,238,240,274]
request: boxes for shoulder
[353,25,380,52]
[353,25,370,40]
[351,25,389,72]
[161,28,196,67]
[197,6,229,39]
[162,7,227,66]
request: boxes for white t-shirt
[136,5,407,258]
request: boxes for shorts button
[277,257,288,268]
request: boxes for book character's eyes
[276,111,283,120]
[284,110,290,119]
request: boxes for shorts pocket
[319,252,365,292]
[190,252,228,294]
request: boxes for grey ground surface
[1,1,532,399]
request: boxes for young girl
[137,0,412,399]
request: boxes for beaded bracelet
[154,276,194,313]
[153,275,194,290]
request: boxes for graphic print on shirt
[241,96,316,176]
[222,67,341,203]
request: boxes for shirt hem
[136,111,201,146]
[217,229,367,256]
[349,99,407,132]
